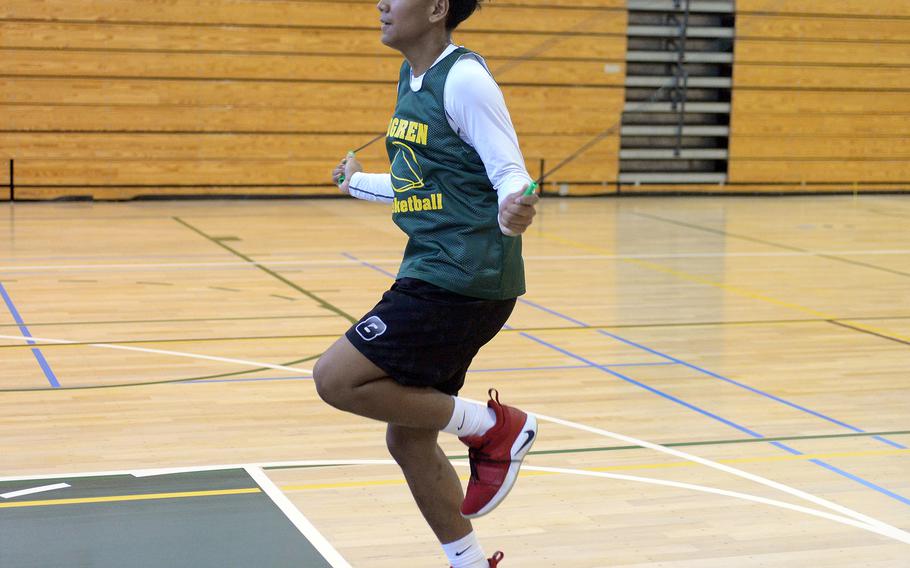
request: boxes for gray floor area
[0,469,335,568]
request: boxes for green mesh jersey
[386,47,525,300]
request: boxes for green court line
[6,442,908,510]
[0,318,882,350]
[0,333,339,350]
[632,210,910,279]
[265,429,910,471]
[1,315,907,332]
[173,216,356,323]
[518,429,910,459]
[829,320,910,347]
[0,354,321,393]
[0,313,339,329]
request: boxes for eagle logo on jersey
[390,141,426,192]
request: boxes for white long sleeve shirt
[348,44,532,230]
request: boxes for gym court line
[517,329,910,507]
[339,252,909,451]
[3,447,908,508]
[2,458,908,547]
[0,343,907,547]
[0,282,60,388]
[336,252,910,505]
[630,210,910,279]
[535,230,910,344]
[3,286,905,526]
[3,326,906,509]
[512,236,909,449]
[2,249,910,281]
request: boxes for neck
[401,31,451,77]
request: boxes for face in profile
[377,0,444,50]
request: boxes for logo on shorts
[355,315,387,341]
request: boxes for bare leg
[312,335,455,429]
[387,424,473,544]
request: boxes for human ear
[429,0,449,24]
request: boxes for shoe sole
[462,412,538,519]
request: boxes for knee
[386,428,430,467]
[312,357,347,410]
[385,429,413,465]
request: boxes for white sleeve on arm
[348,172,394,203]
[444,56,533,219]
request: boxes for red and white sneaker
[459,389,537,518]
[450,551,504,568]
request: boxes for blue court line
[808,459,910,506]
[518,297,590,327]
[0,282,60,388]
[339,252,910,503]
[770,441,803,455]
[519,332,765,438]
[595,328,908,449]
[872,435,907,449]
[518,329,910,506]
[773,440,910,504]
[342,252,396,279]
[342,252,901,444]
[516,293,906,450]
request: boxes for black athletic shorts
[345,278,517,396]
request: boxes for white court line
[0,461,396,482]
[245,466,352,568]
[528,409,910,541]
[0,334,312,375]
[0,339,906,545]
[1,482,70,499]
[3,459,908,546]
[2,249,910,272]
[519,465,910,545]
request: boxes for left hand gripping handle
[337,151,356,186]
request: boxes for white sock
[443,532,487,568]
[441,397,496,437]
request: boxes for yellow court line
[279,448,910,492]
[0,487,261,509]
[5,449,906,508]
[536,231,910,343]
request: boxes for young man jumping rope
[317,0,540,565]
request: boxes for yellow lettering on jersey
[405,122,419,142]
[416,123,428,146]
[388,117,430,146]
[394,120,409,139]
[392,193,443,215]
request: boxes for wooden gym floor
[0,194,908,566]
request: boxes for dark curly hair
[446,0,483,30]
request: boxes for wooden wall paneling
[737,0,910,17]
[729,4,910,189]
[2,0,628,198]
[736,15,910,43]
